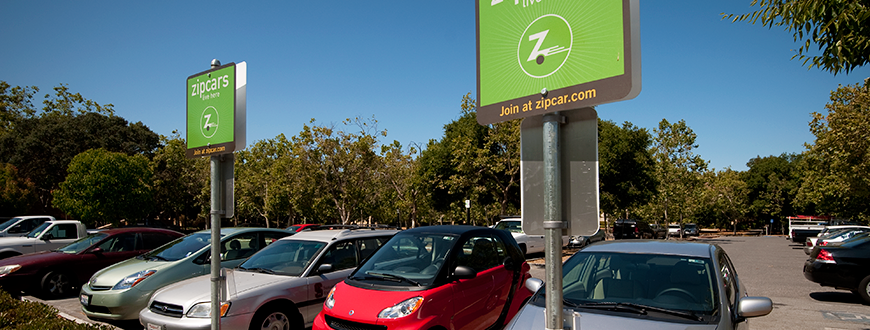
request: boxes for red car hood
[327,281,454,326]
[0,250,74,274]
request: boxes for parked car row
[1,217,774,329]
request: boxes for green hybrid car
[79,227,292,320]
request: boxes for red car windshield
[351,232,458,287]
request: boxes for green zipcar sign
[187,63,236,158]
[476,0,640,125]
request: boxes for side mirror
[90,247,104,254]
[525,277,544,293]
[452,265,477,280]
[42,233,54,240]
[317,264,334,274]
[736,296,773,320]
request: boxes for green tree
[743,153,805,230]
[53,148,153,226]
[696,169,750,231]
[150,133,208,228]
[598,119,657,222]
[381,141,424,227]
[417,93,519,226]
[236,135,296,228]
[797,78,870,221]
[724,0,870,74]
[0,112,158,211]
[647,119,708,232]
[0,163,37,215]
[0,81,38,137]
[291,117,385,224]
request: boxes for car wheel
[249,303,302,330]
[857,275,870,304]
[40,271,75,299]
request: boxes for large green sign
[476,0,639,125]
[186,62,238,158]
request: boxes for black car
[804,235,870,303]
[612,219,657,239]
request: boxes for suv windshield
[352,232,458,287]
[238,239,326,276]
[493,220,522,234]
[541,252,719,322]
[141,232,219,262]
[0,218,22,231]
[26,222,52,238]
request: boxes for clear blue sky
[2,1,868,171]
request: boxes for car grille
[149,301,184,318]
[325,315,387,330]
[83,305,111,314]
[88,285,113,291]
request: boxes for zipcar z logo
[518,14,572,78]
[200,106,219,139]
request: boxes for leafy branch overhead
[724,0,870,75]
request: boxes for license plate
[147,324,162,330]
[79,294,90,306]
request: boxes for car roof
[192,227,289,235]
[581,240,714,258]
[282,228,400,242]
[91,227,181,235]
[400,225,502,236]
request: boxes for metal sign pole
[210,155,222,330]
[208,58,223,330]
[543,112,565,330]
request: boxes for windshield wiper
[239,266,276,275]
[576,302,702,321]
[363,272,421,286]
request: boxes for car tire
[249,303,302,330]
[40,271,75,299]
[857,275,870,304]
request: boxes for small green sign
[187,63,236,158]
[476,0,639,125]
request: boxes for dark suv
[612,219,656,239]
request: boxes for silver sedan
[504,240,772,329]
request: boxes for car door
[303,239,360,322]
[76,233,144,284]
[452,235,501,330]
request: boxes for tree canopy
[724,0,870,74]
[52,148,153,226]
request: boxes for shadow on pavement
[810,291,869,306]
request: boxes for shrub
[0,289,112,329]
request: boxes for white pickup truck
[493,218,568,255]
[0,220,89,259]
[0,215,55,237]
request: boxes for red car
[0,227,183,298]
[287,223,321,232]
[314,225,533,330]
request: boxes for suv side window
[48,224,78,239]
[319,240,358,271]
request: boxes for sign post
[476,1,639,329]
[186,59,246,330]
